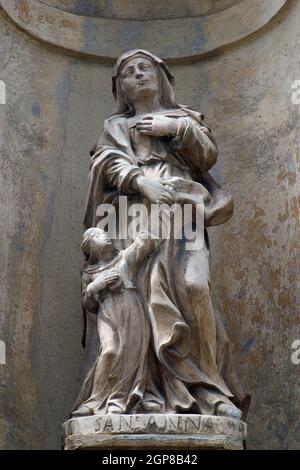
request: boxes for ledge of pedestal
[62,414,247,450]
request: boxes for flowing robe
[82,106,249,415]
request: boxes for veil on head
[112,49,178,114]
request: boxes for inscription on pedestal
[64,414,245,437]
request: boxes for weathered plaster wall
[41,0,240,19]
[0,0,299,449]
[194,2,300,448]
[0,14,115,449]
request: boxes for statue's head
[118,56,160,108]
[112,49,176,114]
[81,227,112,261]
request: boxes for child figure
[72,227,163,416]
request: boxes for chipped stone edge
[64,433,245,450]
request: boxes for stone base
[62,414,246,450]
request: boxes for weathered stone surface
[0,0,287,61]
[62,415,246,450]
[41,1,242,19]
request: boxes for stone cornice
[0,0,288,62]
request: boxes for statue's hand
[135,175,175,205]
[86,270,120,297]
[103,270,120,288]
[136,115,178,137]
[86,283,100,301]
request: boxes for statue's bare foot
[141,401,162,413]
[72,405,93,417]
[107,404,123,414]
[216,403,242,420]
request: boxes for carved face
[82,228,112,259]
[90,230,112,254]
[119,57,160,105]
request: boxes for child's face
[91,230,112,254]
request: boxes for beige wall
[42,0,240,18]
[0,0,299,449]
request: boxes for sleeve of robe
[121,233,163,278]
[168,116,218,173]
[93,117,144,195]
[82,272,99,314]
[104,156,142,195]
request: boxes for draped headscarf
[112,49,178,114]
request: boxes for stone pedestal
[62,414,246,450]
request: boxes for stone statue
[71,50,249,425]
[73,227,162,416]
